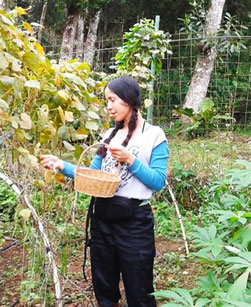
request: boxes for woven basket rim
[74,143,121,197]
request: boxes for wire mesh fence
[154,33,251,129]
[44,33,251,129]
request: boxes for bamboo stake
[71,191,78,224]
[0,172,63,307]
[166,180,190,255]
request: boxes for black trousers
[90,198,156,307]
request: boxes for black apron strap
[83,196,95,280]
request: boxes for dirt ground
[0,237,200,307]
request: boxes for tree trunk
[75,14,85,61]
[183,0,226,114]
[60,7,80,62]
[83,9,101,66]
[37,1,48,44]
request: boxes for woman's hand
[40,155,64,171]
[105,145,135,166]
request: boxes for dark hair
[97,76,141,158]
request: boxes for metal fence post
[147,15,160,124]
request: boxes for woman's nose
[107,101,112,110]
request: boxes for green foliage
[155,159,251,306]
[175,98,233,138]
[179,0,248,55]
[153,288,210,307]
[0,179,17,221]
[0,8,107,176]
[225,160,251,190]
[113,18,171,94]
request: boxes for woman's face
[105,86,132,123]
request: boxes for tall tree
[60,3,80,61]
[183,0,226,113]
[83,8,101,65]
[59,1,111,62]
[75,14,85,61]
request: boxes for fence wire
[44,34,251,129]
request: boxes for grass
[167,131,251,180]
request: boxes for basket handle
[76,143,121,175]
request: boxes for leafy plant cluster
[174,98,233,138]
[0,7,107,179]
[0,179,17,246]
[154,159,251,306]
[113,18,172,108]
[179,0,248,54]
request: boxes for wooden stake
[166,180,190,255]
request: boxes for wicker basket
[74,143,121,197]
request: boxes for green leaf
[87,111,100,120]
[153,289,188,304]
[174,108,194,117]
[0,53,8,70]
[85,120,99,131]
[22,52,41,72]
[225,252,251,268]
[208,224,217,240]
[195,298,211,307]
[62,73,87,89]
[228,269,250,301]
[0,76,15,86]
[174,288,194,305]
[0,99,9,109]
[57,126,70,140]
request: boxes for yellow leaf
[39,104,49,122]
[28,154,39,169]
[65,111,74,122]
[48,122,56,136]
[34,43,44,56]
[55,74,61,86]
[34,142,41,157]
[19,113,32,130]
[77,127,88,135]
[44,170,53,184]
[17,147,29,155]
[15,6,28,15]
[0,110,9,121]
[144,99,153,108]
[58,89,70,101]
[54,173,65,185]
[58,106,65,124]
[23,22,34,34]
[16,129,25,142]
[19,209,32,221]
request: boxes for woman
[41,76,169,307]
